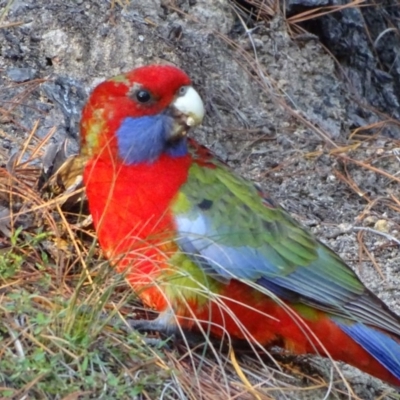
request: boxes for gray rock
[6,67,37,82]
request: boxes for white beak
[173,86,205,128]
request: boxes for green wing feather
[171,143,400,334]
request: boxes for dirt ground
[1,0,400,398]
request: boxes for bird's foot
[125,317,171,333]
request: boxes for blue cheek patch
[116,115,188,164]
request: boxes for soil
[1,0,400,398]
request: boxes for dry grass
[1,0,400,399]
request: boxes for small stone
[42,29,68,58]
[327,174,336,182]
[6,67,37,82]
[363,216,377,226]
[374,219,389,233]
[338,223,352,233]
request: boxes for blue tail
[337,322,400,381]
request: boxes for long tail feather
[337,321,400,385]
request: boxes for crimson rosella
[80,64,400,386]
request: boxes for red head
[80,64,204,164]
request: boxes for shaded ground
[1,0,400,399]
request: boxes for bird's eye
[136,89,152,103]
[178,86,188,96]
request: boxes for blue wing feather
[175,212,359,307]
[173,157,400,337]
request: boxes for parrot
[80,64,400,386]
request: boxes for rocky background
[1,0,400,398]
